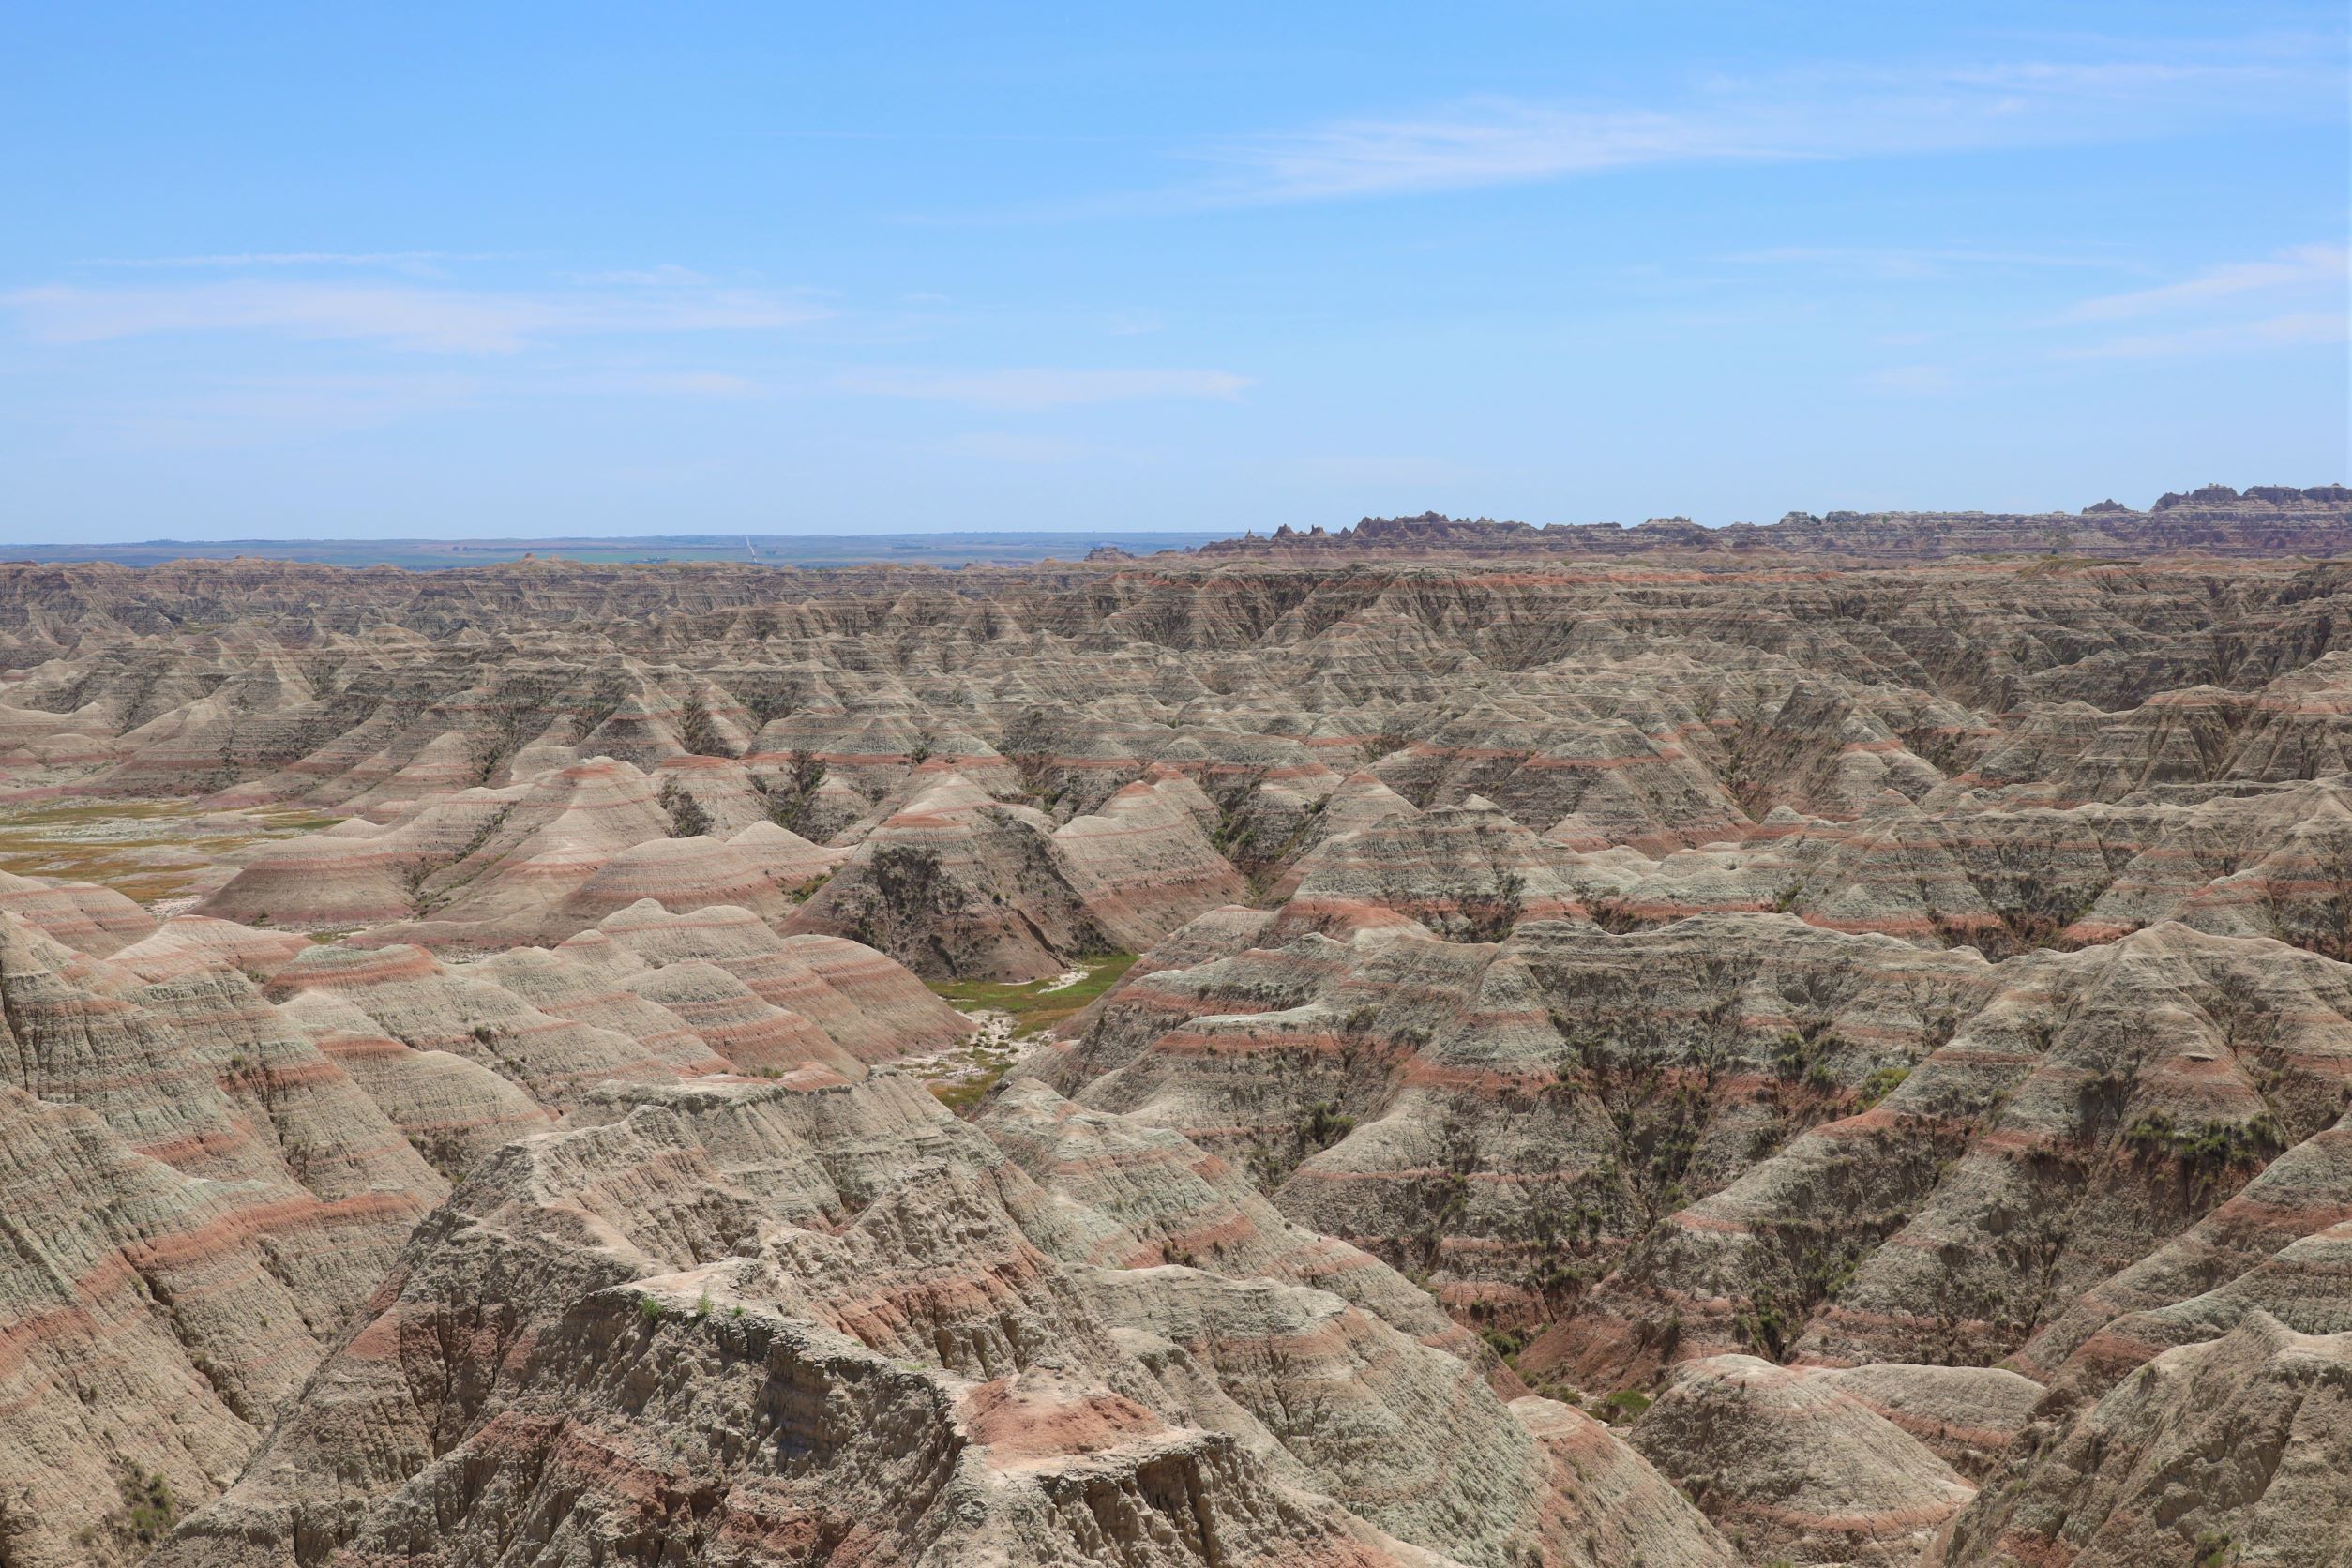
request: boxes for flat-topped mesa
[1199,486,2352,561]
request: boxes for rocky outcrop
[1935,1313,2352,1567]
[787,769,1244,979]
[1202,487,2352,562]
[152,1069,1729,1568]
[0,889,983,1559]
[1629,1355,1976,1564]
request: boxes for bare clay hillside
[0,532,2347,1567]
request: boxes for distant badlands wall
[1198,483,2352,561]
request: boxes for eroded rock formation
[0,526,2345,1563]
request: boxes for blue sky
[2,2,2345,540]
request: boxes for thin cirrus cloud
[1186,101,1747,204]
[1728,246,2134,279]
[79,250,506,269]
[1,278,825,354]
[837,367,1251,411]
[2049,244,2349,358]
[2064,243,2348,321]
[107,367,765,450]
[1158,44,2331,207]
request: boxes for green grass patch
[928,952,1138,1039]
[928,1070,1008,1115]
[1599,1388,1651,1424]
[919,953,1137,1114]
[0,797,346,907]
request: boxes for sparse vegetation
[1734,1281,1792,1359]
[1572,879,1645,933]
[678,693,731,757]
[758,747,828,831]
[919,954,1139,1112]
[1599,1388,1651,1424]
[0,799,340,908]
[927,953,1138,1040]
[658,778,715,837]
[1455,867,1525,942]
[2121,1111,2284,1183]
[1855,1063,1910,1109]
[1298,1098,1356,1151]
[83,1467,176,1552]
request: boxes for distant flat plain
[2,532,1226,569]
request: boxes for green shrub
[1856,1064,1910,1109]
[1600,1388,1651,1424]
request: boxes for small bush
[115,1470,175,1545]
[1299,1100,1356,1152]
[1856,1064,1910,1109]
[2123,1112,2283,1175]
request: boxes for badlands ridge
[0,499,2347,1565]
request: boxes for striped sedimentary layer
[0,894,962,1565]
[0,549,2350,1560]
[152,1070,1734,1568]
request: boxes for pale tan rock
[1629,1353,1976,1565]
[1935,1313,2352,1567]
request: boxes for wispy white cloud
[543,369,763,397]
[1730,246,2132,279]
[72,363,770,448]
[1938,57,2288,93]
[1180,100,1744,204]
[838,367,1250,411]
[1157,43,2333,207]
[2060,312,2349,360]
[81,250,504,271]
[2,279,824,353]
[2065,244,2347,321]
